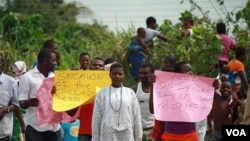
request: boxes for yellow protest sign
[52,70,111,112]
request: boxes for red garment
[78,102,94,135]
[151,119,164,139]
[161,131,198,141]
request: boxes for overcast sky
[65,0,247,32]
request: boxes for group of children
[125,15,249,141]
[127,16,194,81]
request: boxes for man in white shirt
[0,54,19,141]
[18,49,61,141]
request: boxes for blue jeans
[127,51,146,81]
[78,134,92,141]
[0,136,10,141]
[25,125,62,141]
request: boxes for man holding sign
[18,49,61,141]
[149,62,215,141]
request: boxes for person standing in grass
[18,49,61,141]
[227,46,248,97]
[144,16,169,48]
[92,63,142,141]
[131,63,155,141]
[216,22,235,67]
[127,27,152,81]
[33,39,61,70]
[0,54,19,141]
[72,52,91,70]
[180,17,194,38]
[11,61,26,141]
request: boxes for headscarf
[13,61,27,80]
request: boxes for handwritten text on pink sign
[153,71,215,122]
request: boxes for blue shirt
[61,119,80,141]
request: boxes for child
[61,119,80,141]
[216,22,235,66]
[208,81,245,141]
[180,17,194,38]
[127,27,152,81]
[128,27,152,56]
[72,52,91,70]
[92,63,142,141]
[144,16,169,47]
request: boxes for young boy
[61,119,80,141]
[144,16,169,47]
[128,27,152,56]
[72,52,90,70]
[127,27,152,81]
[208,81,245,141]
[92,63,142,141]
[216,22,235,66]
[180,17,194,38]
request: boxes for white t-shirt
[144,28,160,42]
[0,73,19,138]
[18,67,60,132]
[136,82,154,129]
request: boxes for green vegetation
[0,0,249,87]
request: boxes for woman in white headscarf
[11,61,26,141]
[12,61,27,81]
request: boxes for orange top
[227,59,244,72]
[78,102,94,135]
[227,59,245,93]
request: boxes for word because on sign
[53,70,111,112]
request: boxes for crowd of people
[0,15,249,141]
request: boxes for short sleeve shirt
[18,67,60,132]
[0,73,18,138]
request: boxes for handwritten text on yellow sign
[52,70,110,112]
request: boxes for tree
[0,0,92,33]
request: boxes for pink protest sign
[153,71,215,122]
[36,77,79,126]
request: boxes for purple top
[165,121,196,134]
